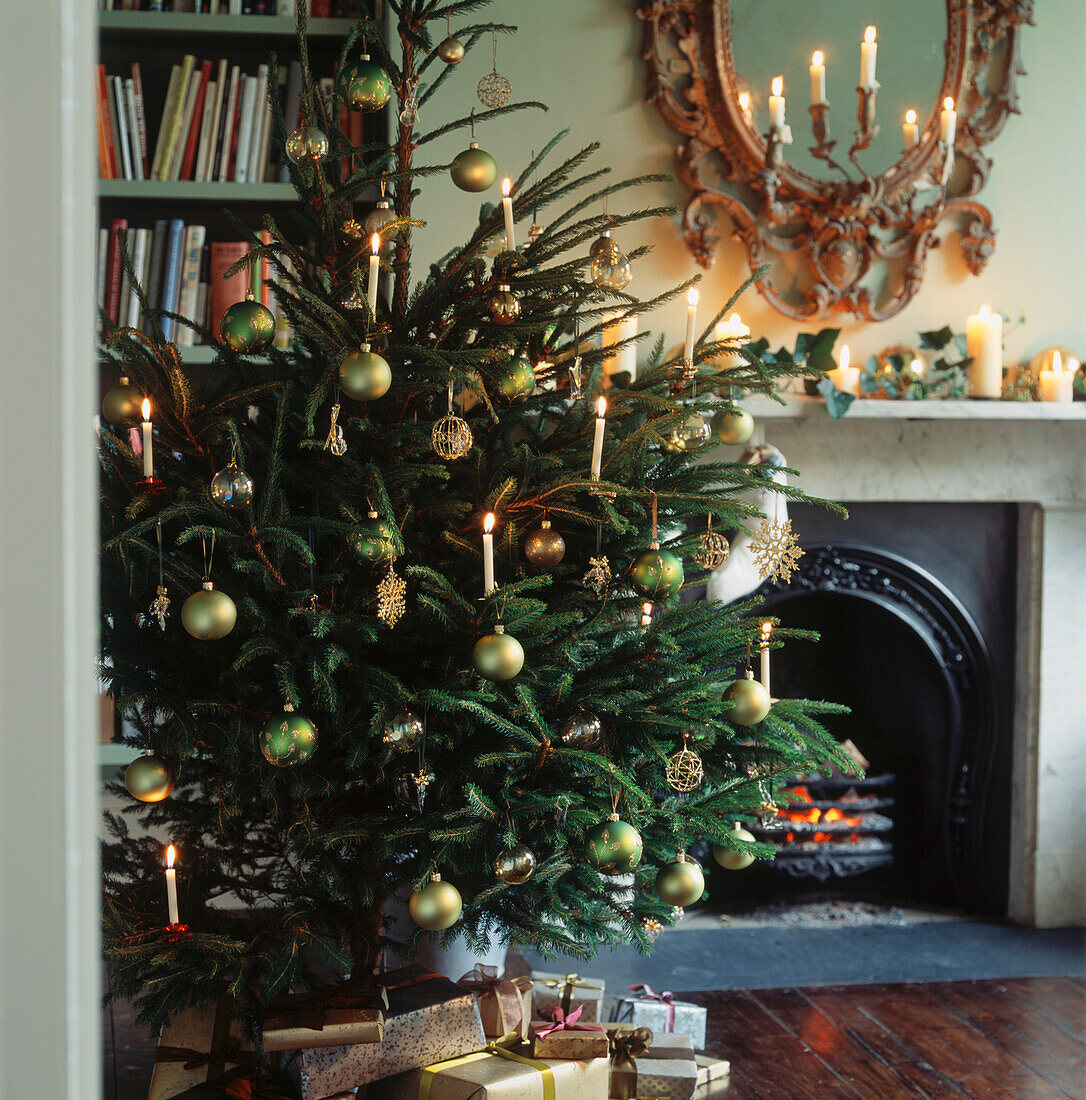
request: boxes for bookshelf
[99,179,298,202]
[98,12,357,38]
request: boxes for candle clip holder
[764,126,787,171]
[136,476,167,495]
[807,103,836,162]
[849,84,880,168]
[164,922,189,940]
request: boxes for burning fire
[779,785,863,844]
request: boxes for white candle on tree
[590,396,607,481]
[501,178,515,252]
[768,76,785,129]
[809,51,826,105]
[1039,351,1074,403]
[482,513,496,594]
[903,109,919,148]
[367,234,380,317]
[759,621,773,693]
[940,97,957,144]
[860,26,877,89]
[141,399,154,479]
[965,304,1002,398]
[165,844,179,926]
[683,287,699,364]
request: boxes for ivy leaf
[919,325,954,350]
[953,333,969,357]
[806,329,840,375]
[817,377,855,419]
[859,356,882,395]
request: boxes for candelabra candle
[903,108,919,149]
[141,399,154,479]
[809,51,826,105]
[860,25,877,89]
[165,844,179,926]
[940,97,957,145]
[759,621,773,693]
[482,513,496,594]
[367,234,380,317]
[501,178,515,252]
[683,287,699,366]
[590,397,607,480]
[768,75,786,129]
[1039,351,1073,403]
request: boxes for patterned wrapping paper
[147,998,257,1100]
[606,1027,698,1100]
[459,965,534,1040]
[288,964,486,1098]
[694,1053,731,1094]
[262,981,387,1051]
[368,1035,610,1100]
[529,1006,610,1060]
[611,986,707,1051]
[531,971,605,1024]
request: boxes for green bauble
[409,875,463,930]
[101,376,143,425]
[584,816,643,875]
[450,141,498,192]
[655,854,706,906]
[722,674,771,725]
[712,823,757,870]
[261,704,317,766]
[711,406,755,445]
[472,627,524,681]
[351,511,396,563]
[220,296,276,353]
[181,582,237,641]
[337,54,392,113]
[124,750,175,803]
[628,545,684,600]
[496,356,536,404]
[339,344,392,401]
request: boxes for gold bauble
[472,626,524,681]
[486,285,520,326]
[722,673,771,726]
[655,854,705,907]
[665,744,704,792]
[667,411,711,453]
[559,710,602,749]
[409,874,463,930]
[1030,345,1082,377]
[583,815,643,875]
[339,344,392,402]
[382,708,423,752]
[450,142,498,192]
[432,413,473,460]
[101,376,143,425]
[363,200,397,242]
[712,823,757,870]
[711,406,755,445]
[437,36,465,65]
[124,750,175,803]
[493,842,536,885]
[524,519,566,567]
[181,582,237,641]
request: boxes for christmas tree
[99,2,847,1030]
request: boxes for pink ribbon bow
[628,983,676,1032]
[535,1004,606,1040]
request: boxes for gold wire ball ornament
[432,381,473,460]
[477,33,512,108]
[582,555,612,598]
[750,517,804,583]
[694,516,730,570]
[376,559,407,627]
[665,738,705,793]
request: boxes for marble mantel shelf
[744,395,1086,420]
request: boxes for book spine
[139,227,155,325]
[167,69,200,181]
[123,79,144,181]
[117,246,132,328]
[180,61,212,181]
[130,63,149,177]
[194,80,217,183]
[106,76,127,180]
[127,228,149,331]
[277,60,303,182]
[202,60,228,182]
[113,76,134,180]
[176,224,206,346]
[94,70,112,179]
[149,64,181,180]
[246,65,268,184]
[144,219,169,333]
[209,241,250,337]
[255,72,274,184]
[105,218,127,324]
[216,65,241,182]
[159,219,186,341]
[157,54,196,180]
[228,0,242,13]
[194,244,211,343]
[278,0,295,13]
[233,77,257,183]
[96,226,109,314]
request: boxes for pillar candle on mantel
[966,305,1002,398]
[903,109,919,149]
[860,26,877,89]
[1039,351,1074,403]
[809,51,826,105]
[827,344,860,396]
[714,312,750,369]
[602,311,638,379]
[768,76,786,129]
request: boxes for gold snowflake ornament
[750,518,803,583]
[377,560,407,627]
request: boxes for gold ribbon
[540,972,601,1014]
[608,1026,692,1100]
[417,1033,555,1100]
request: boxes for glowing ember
[778,784,864,842]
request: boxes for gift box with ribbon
[694,1053,730,1094]
[262,979,388,1051]
[287,964,486,1098]
[166,1066,298,1100]
[530,1005,610,1060]
[607,1026,698,1100]
[611,985,706,1051]
[531,971,605,1024]
[147,997,258,1100]
[368,1031,610,1100]
[458,964,534,1040]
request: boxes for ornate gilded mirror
[640,1,1033,320]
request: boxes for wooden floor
[104,977,1086,1099]
[681,978,1086,1099]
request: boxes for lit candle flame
[597,396,607,418]
[738,91,750,112]
[905,109,916,124]
[502,177,511,197]
[864,25,876,44]
[730,313,741,326]
[911,357,925,378]
[166,844,176,869]
[484,513,495,534]
[687,287,699,307]
[771,75,783,98]
[1053,351,1063,374]
[979,304,990,321]
[371,233,380,256]
[944,97,955,112]
[839,344,850,371]
[812,50,823,66]
[761,621,774,638]
[141,398,151,421]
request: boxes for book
[107,76,127,180]
[259,229,272,308]
[167,68,200,181]
[255,74,275,184]
[144,219,169,333]
[130,64,149,177]
[149,64,181,179]
[180,61,213,181]
[209,241,250,339]
[126,228,150,332]
[159,219,186,341]
[157,53,196,180]
[194,79,218,182]
[233,76,257,183]
[177,225,206,346]
[194,245,211,343]
[215,65,241,182]
[200,59,228,182]
[277,61,303,182]
[247,64,268,184]
[139,228,155,326]
[105,218,128,324]
[96,227,109,314]
[124,78,144,181]
[94,66,113,178]
[112,76,133,180]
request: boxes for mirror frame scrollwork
[639,0,1034,321]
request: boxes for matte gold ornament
[124,749,175,803]
[451,141,498,192]
[437,35,465,65]
[750,517,803,583]
[655,852,705,907]
[665,738,704,792]
[711,405,755,445]
[376,559,407,627]
[472,624,524,681]
[101,375,143,425]
[712,823,757,870]
[486,284,520,326]
[260,702,318,766]
[722,671,771,726]
[383,708,423,752]
[409,873,462,930]
[210,459,254,510]
[694,517,730,570]
[181,581,237,641]
[524,518,565,568]
[285,124,330,166]
[493,842,536,885]
[583,814,643,875]
[559,710,602,749]
[339,343,392,402]
[220,292,275,354]
[582,555,612,598]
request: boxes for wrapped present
[531,971,605,1024]
[612,985,706,1051]
[608,1026,698,1100]
[530,1005,610,1060]
[288,964,486,1098]
[694,1053,730,1093]
[148,997,258,1100]
[262,979,388,1051]
[369,1031,610,1099]
[167,1066,297,1100]
[458,964,534,1040]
